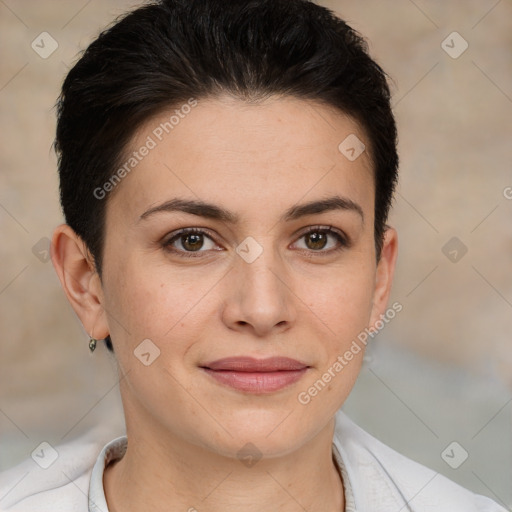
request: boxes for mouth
[200,356,310,394]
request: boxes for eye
[292,226,349,254]
[162,225,349,259]
[163,227,220,258]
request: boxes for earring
[89,336,97,352]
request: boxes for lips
[203,356,308,372]
[200,357,310,393]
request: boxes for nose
[221,241,297,338]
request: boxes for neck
[103,417,345,512]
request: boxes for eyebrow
[138,195,364,224]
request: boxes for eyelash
[162,226,349,259]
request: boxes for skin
[51,94,398,512]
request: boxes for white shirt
[0,410,507,511]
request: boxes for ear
[50,223,110,341]
[369,226,398,328]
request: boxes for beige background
[0,0,511,506]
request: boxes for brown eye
[294,226,348,254]
[163,228,218,257]
[180,232,204,251]
[304,231,329,250]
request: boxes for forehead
[106,94,374,224]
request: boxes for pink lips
[201,357,309,394]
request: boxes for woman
[0,0,506,510]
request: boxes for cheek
[106,249,211,339]
[102,252,205,353]
[104,261,210,408]
[301,261,376,346]
[293,267,375,427]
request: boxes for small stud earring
[89,336,97,352]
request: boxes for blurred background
[0,0,511,507]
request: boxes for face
[59,94,397,459]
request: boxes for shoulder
[0,431,108,512]
[333,409,508,512]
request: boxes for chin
[196,411,315,460]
